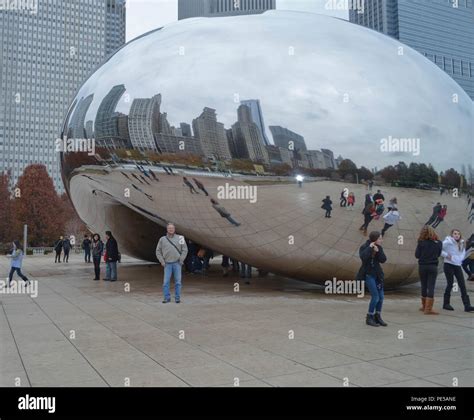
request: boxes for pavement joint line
[7,275,113,387]
[1,302,32,387]
[49,276,282,387]
[43,268,423,387]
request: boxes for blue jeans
[366,274,384,314]
[106,261,117,280]
[163,262,182,301]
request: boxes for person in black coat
[82,235,92,263]
[62,237,71,263]
[54,236,63,263]
[321,196,332,218]
[104,231,119,281]
[425,202,442,226]
[91,234,104,280]
[372,190,385,202]
[357,231,387,327]
[415,225,443,314]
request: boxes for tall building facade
[349,0,474,99]
[128,95,161,151]
[0,0,126,190]
[231,104,269,163]
[178,0,276,20]
[94,84,126,140]
[240,99,270,146]
[105,0,127,56]
[192,107,231,160]
[269,126,307,152]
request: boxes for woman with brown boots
[415,226,442,314]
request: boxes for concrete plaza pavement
[0,254,472,387]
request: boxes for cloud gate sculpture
[60,11,473,288]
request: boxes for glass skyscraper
[178,0,276,20]
[349,0,474,99]
[0,0,126,191]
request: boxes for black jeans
[361,214,373,230]
[325,209,331,217]
[462,258,474,277]
[419,264,438,298]
[9,267,28,284]
[84,249,91,263]
[64,250,70,262]
[55,251,61,262]
[93,257,101,279]
[381,223,392,236]
[443,263,469,303]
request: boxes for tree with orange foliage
[11,164,66,246]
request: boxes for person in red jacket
[432,205,447,228]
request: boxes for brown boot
[424,297,439,315]
[419,297,426,312]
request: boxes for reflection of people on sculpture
[442,229,474,312]
[356,231,387,327]
[210,199,241,226]
[415,226,442,315]
[347,192,355,209]
[193,178,209,196]
[321,195,332,218]
[131,173,143,184]
[386,197,397,211]
[360,201,379,235]
[462,234,474,282]
[183,177,199,194]
[363,193,373,210]
[367,180,374,192]
[340,190,347,207]
[381,207,401,237]
[373,189,385,202]
[132,183,153,200]
[425,202,442,225]
[432,205,447,228]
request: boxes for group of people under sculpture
[4,223,474,325]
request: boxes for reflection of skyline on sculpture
[66,84,337,170]
[63,11,473,172]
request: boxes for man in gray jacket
[156,223,188,303]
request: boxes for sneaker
[103,278,110,281]
[110,279,117,282]
[175,299,181,304]
[162,299,171,304]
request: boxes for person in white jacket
[441,229,474,312]
[381,208,401,237]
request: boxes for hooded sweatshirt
[383,209,401,226]
[441,236,466,266]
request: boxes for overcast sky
[126,0,349,41]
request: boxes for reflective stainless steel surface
[60,11,473,287]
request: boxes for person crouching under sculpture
[156,223,188,304]
[357,231,388,327]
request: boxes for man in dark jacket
[425,202,442,226]
[372,190,385,202]
[104,231,119,281]
[357,231,387,327]
[82,235,92,263]
[54,236,63,263]
[63,237,71,263]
